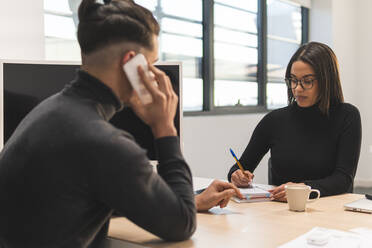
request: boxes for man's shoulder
[84,122,145,159]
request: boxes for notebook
[344,198,372,214]
[232,185,272,203]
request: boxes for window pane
[215,4,257,33]
[134,0,157,11]
[159,4,203,112]
[215,81,258,107]
[44,14,76,40]
[215,43,257,64]
[160,33,202,110]
[44,0,72,14]
[215,60,257,82]
[267,0,302,42]
[267,0,303,110]
[164,55,200,78]
[161,0,202,21]
[161,33,202,58]
[161,18,202,38]
[214,43,257,96]
[267,38,299,81]
[215,0,257,13]
[183,78,203,111]
[267,82,287,109]
[214,1,258,108]
[215,27,257,47]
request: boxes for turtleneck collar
[290,101,325,117]
[63,69,123,120]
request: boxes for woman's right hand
[231,170,254,188]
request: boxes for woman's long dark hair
[285,42,344,115]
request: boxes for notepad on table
[233,185,272,203]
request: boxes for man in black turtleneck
[0,1,242,247]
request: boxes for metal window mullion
[202,0,214,111]
[257,0,267,107]
[301,6,309,44]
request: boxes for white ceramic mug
[285,185,320,212]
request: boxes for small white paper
[277,227,371,248]
[350,227,372,237]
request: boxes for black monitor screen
[2,62,181,160]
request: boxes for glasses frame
[285,76,316,90]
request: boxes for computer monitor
[0,60,183,160]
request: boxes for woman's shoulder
[265,105,292,118]
[331,103,361,128]
[333,102,360,117]
[260,105,291,124]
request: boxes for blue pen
[229,148,250,180]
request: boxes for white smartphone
[123,53,153,104]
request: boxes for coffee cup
[285,185,320,212]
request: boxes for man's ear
[121,51,136,66]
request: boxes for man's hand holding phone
[129,62,178,139]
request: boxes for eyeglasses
[285,77,316,90]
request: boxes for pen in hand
[229,148,253,185]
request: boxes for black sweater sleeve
[304,107,362,196]
[227,113,272,181]
[88,135,196,241]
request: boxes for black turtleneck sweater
[228,103,362,197]
[0,70,196,248]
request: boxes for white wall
[0,0,44,149]
[309,0,372,186]
[309,0,332,46]
[332,0,372,186]
[354,0,372,186]
[0,0,44,60]
[183,114,268,183]
[331,0,358,104]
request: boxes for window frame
[43,0,309,116]
[185,0,309,116]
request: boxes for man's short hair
[77,0,160,55]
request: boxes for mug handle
[307,189,320,203]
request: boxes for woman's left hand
[268,182,305,202]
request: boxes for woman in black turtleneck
[228,42,361,201]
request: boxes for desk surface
[108,178,372,248]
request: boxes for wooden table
[108,178,372,248]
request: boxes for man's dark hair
[285,41,344,115]
[77,0,160,55]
